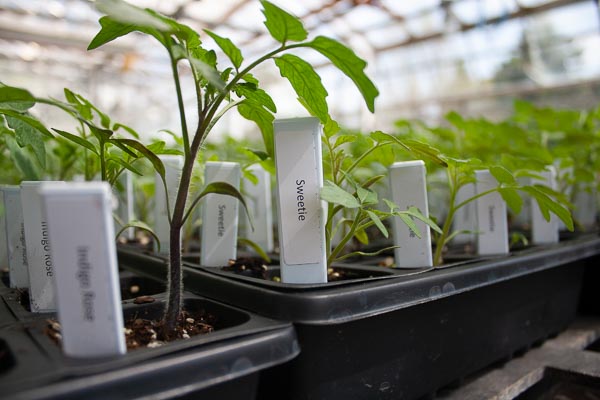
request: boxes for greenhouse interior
[1,0,600,399]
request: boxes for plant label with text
[475,170,509,255]
[201,162,241,267]
[243,164,274,254]
[274,118,327,283]
[2,186,30,288]
[389,161,433,268]
[21,181,64,312]
[40,182,126,358]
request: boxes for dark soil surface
[44,302,216,351]
[222,257,378,282]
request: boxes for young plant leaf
[305,36,378,113]
[334,246,401,263]
[321,181,360,208]
[115,220,161,252]
[334,135,356,149]
[0,109,53,137]
[113,123,140,139]
[111,138,165,179]
[237,102,275,158]
[0,86,35,111]
[398,213,421,238]
[274,54,329,123]
[234,83,277,113]
[188,182,252,229]
[188,56,226,92]
[498,187,523,214]
[4,114,47,168]
[52,129,99,155]
[407,206,442,234]
[95,0,171,32]
[366,210,388,238]
[490,165,516,185]
[204,29,244,70]
[238,237,271,263]
[6,136,41,180]
[260,0,307,44]
[353,227,369,245]
[88,16,139,50]
[107,155,143,176]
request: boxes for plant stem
[99,142,107,181]
[169,50,191,157]
[164,153,197,334]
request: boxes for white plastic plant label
[531,167,559,245]
[201,162,241,267]
[274,117,327,283]
[0,188,8,270]
[154,156,183,254]
[21,181,64,312]
[39,182,126,357]
[389,161,433,268]
[2,186,29,288]
[475,170,509,255]
[242,164,274,254]
[452,183,476,245]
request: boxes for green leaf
[110,138,165,180]
[52,129,99,155]
[188,56,226,92]
[5,115,47,168]
[6,136,41,180]
[353,227,369,245]
[95,0,171,31]
[88,16,143,50]
[113,123,140,139]
[406,206,442,234]
[194,181,251,227]
[321,181,360,208]
[237,102,274,158]
[234,83,276,113]
[305,36,378,113]
[274,54,329,123]
[0,109,53,137]
[360,174,385,190]
[0,86,35,111]
[245,148,269,161]
[490,165,516,185]
[366,210,388,238]
[115,220,161,251]
[356,186,377,205]
[63,88,93,120]
[334,134,356,148]
[498,187,523,214]
[107,138,138,158]
[260,0,307,44]
[238,237,271,263]
[107,155,143,176]
[521,186,574,231]
[398,213,421,238]
[334,246,401,263]
[204,29,243,70]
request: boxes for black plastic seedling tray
[119,235,600,400]
[0,279,299,399]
